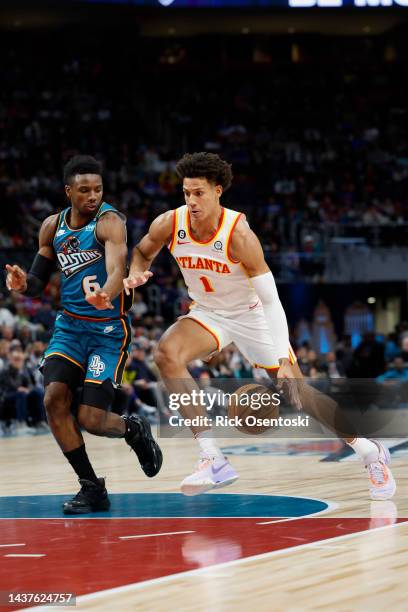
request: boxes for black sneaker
[62,478,110,515]
[123,415,163,477]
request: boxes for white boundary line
[66,520,408,606]
[119,531,195,540]
[5,554,45,558]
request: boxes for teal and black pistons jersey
[53,202,131,319]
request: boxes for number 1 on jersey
[199,275,215,293]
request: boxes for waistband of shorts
[62,308,123,322]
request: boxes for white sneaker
[35,421,51,434]
[180,454,239,496]
[365,441,396,501]
[15,421,36,436]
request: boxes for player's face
[65,174,103,215]
[183,177,222,221]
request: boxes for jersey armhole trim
[94,208,125,248]
[168,209,178,253]
[226,212,242,264]
[52,211,65,246]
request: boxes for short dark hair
[63,155,102,185]
[175,152,233,192]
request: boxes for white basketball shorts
[182,304,296,370]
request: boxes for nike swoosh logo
[249,301,260,310]
[177,241,190,245]
[212,462,228,475]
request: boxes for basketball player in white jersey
[124,152,396,501]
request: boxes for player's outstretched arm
[88,212,127,310]
[123,210,174,295]
[230,217,301,407]
[5,215,57,296]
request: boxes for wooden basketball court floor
[0,432,407,611]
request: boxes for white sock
[347,438,378,459]
[196,430,224,460]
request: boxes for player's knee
[44,384,71,424]
[154,341,186,373]
[77,406,106,434]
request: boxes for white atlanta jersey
[168,205,258,316]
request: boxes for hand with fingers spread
[276,358,302,411]
[5,264,28,293]
[85,289,114,310]
[123,270,153,295]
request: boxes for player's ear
[215,185,223,198]
[64,184,71,201]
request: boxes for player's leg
[267,362,395,500]
[229,308,396,500]
[42,356,109,514]
[43,313,112,513]
[155,316,238,495]
[78,316,162,478]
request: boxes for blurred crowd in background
[1,31,408,262]
[1,29,408,433]
[1,288,408,435]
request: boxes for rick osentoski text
[167,390,310,429]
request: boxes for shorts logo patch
[104,325,114,334]
[89,355,106,377]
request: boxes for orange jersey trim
[253,362,280,370]
[226,212,242,264]
[63,309,118,322]
[120,290,124,316]
[289,347,297,365]
[186,207,225,245]
[168,209,178,253]
[84,379,103,385]
[186,316,221,351]
[45,351,85,372]
[114,317,130,383]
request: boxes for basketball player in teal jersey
[5,155,162,514]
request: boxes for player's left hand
[276,359,302,411]
[85,290,114,310]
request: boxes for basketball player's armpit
[251,272,290,360]
[25,253,55,297]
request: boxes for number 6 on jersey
[83,275,101,295]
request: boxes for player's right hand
[5,264,27,292]
[123,271,153,295]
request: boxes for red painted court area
[1,516,404,610]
